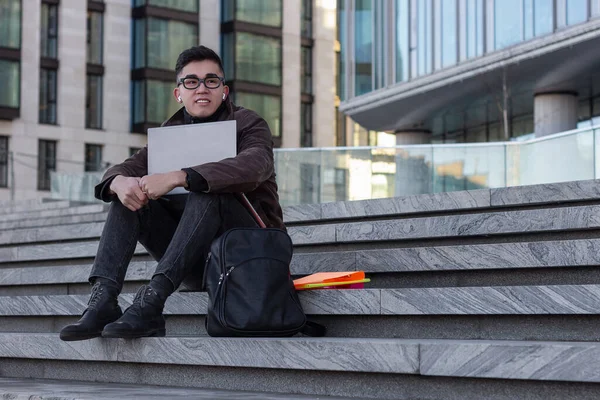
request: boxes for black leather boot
[59,282,122,341]
[101,285,166,339]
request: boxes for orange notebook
[293,271,368,290]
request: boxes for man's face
[173,60,229,118]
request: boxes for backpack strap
[301,320,327,337]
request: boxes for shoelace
[87,283,103,309]
[126,285,155,316]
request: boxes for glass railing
[51,126,600,206]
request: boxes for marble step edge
[0,200,71,216]
[4,204,600,250]
[3,284,600,316]
[0,377,352,400]
[284,179,600,222]
[1,333,600,383]
[2,237,600,278]
[0,204,106,224]
[0,212,109,232]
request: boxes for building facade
[338,0,600,145]
[0,0,336,201]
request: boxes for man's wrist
[108,175,122,195]
[173,170,188,188]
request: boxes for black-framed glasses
[177,75,224,90]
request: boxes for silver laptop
[147,120,237,195]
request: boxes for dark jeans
[89,192,257,291]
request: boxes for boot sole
[59,331,102,341]
[101,328,166,339]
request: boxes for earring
[222,94,226,100]
[178,96,182,103]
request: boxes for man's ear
[223,85,230,99]
[173,87,181,103]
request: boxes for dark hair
[175,46,225,79]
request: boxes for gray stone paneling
[420,340,600,382]
[321,189,491,220]
[0,333,419,374]
[357,238,600,272]
[381,285,600,315]
[336,205,600,243]
[491,180,600,206]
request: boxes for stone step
[0,237,598,274]
[0,377,358,400]
[1,334,599,388]
[0,204,105,224]
[2,203,600,247]
[284,179,600,222]
[2,285,599,318]
[0,212,108,231]
[0,200,71,216]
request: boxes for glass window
[301,46,312,94]
[87,11,103,64]
[441,0,457,68]
[495,0,523,50]
[142,0,199,12]
[85,144,103,172]
[301,0,312,37]
[132,80,146,124]
[146,80,181,124]
[38,140,57,191]
[337,0,346,100]
[395,0,409,82]
[41,3,59,59]
[86,75,103,129]
[235,92,281,137]
[222,33,235,80]
[535,0,554,36]
[0,60,19,108]
[39,68,57,124]
[355,0,373,96]
[464,0,484,60]
[134,18,197,70]
[236,32,281,86]
[235,0,282,27]
[0,0,21,49]
[417,0,433,76]
[0,136,8,188]
[566,0,588,25]
[300,102,312,147]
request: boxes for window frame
[37,139,57,191]
[39,67,58,125]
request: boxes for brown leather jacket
[94,99,285,229]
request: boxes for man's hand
[139,171,187,201]
[109,175,148,212]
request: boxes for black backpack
[202,196,326,338]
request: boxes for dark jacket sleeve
[190,114,274,193]
[94,146,149,202]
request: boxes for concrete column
[534,92,578,137]
[394,130,432,145]
[58,0,86,128]
[312,0,336,148]
[199,0,220,52]
[281,1,301,148]
[103,0,132,136]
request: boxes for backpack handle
[237,193,267,228]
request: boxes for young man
[59,46,284,341]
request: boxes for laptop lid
[147,120,237,195]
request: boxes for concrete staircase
[2,182,600,399]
